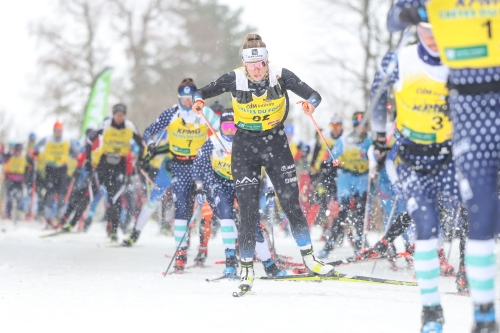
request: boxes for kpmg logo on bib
[252,49,258,56]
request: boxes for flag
[81,67,113,137]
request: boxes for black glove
[147,143,156,157]
[265,188,275,199]
[195,187,207,206]
[399,6,426,25]
[373,139,391,171]
[84,160,93,172]
[138,159,150,173]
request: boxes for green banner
[81,67,113,137]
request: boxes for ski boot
[109,232,118,243]
[438,249,455,276]
[262,258,287,277]
[421,305,444,333]
[223,249,238,276]
[471,303,498,333]
[238,258,254,292]
[358,237,389,260]
[122,229,140,247]
[61,223,72,233]
[301,245,335,275]
[455,266,469,294]
[173,247,187,272]
[194,245,208,266]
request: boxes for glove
[193,100,206,115]
[84,160,93,172]
[147,143,156,158]
[195,187,207,205]
[138,159,150,173]
[399,6,426,25]
[392,182,403,196]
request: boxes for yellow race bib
[427,0,500,68]
[232,92,286,131]
[101,127,133,157]
[168,117,208,157]
[4,156,27,175]
[45,140,70,166]
[211,153,232,180]
[338,147,368,174]
[395,45,452,144]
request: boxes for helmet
[330,114,342,125]
[112,103,127,114]
[54,121,63,130]
[29,132,36,141]
[352,111,364,127]
[210,101,224,116]
[284,124,294,136]
[14,143,23,151]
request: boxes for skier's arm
[129,121,145,159]
[143,108,176,145]
[69,140,80,158]
[194,72,237,101]
[202,106,220,131]
[192,140,214,188]
[329,138,344,161]
[371,51,399,137]
[86,128,103,162]
[33,138,47,154]
[385,139,402,185]
[281,68,321,108]
[387,0,427,32]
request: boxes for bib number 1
[483,20,492,39]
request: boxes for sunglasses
[245,60,267,71]
[353,114,364,122]
[330,123,342,129]
[221,123,237,131]
[178,95,193,102]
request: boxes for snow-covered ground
[1,219,497,333]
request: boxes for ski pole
[195,105,230,155]
[371,195,399,273]
[266,189,277,257]
[361,179,372,248]
[356,27,415,138]
[163,202,201,277]
[308,114,339,166]
[447,205,462,262]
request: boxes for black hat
[112,103,127,114]
[220,108,234,123]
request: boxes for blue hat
[284,124,294,136]
[29,132,36,140]
[178,85,197,96]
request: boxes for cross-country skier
[142,78,219,271]
[192,33,335,293]
[371,17,468,332]
[192,108,286,277]
[3,143,33,220]
[85,104,144,242]
[318,112,371,258]
[34,121,79,227]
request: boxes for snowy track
[1,220,497,333]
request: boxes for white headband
[241,47,268,62]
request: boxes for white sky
[0,0,361,142]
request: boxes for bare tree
[312,0,397,117]
[0,109,15,143]
[31,0,108,129]
[109,0,253,130]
